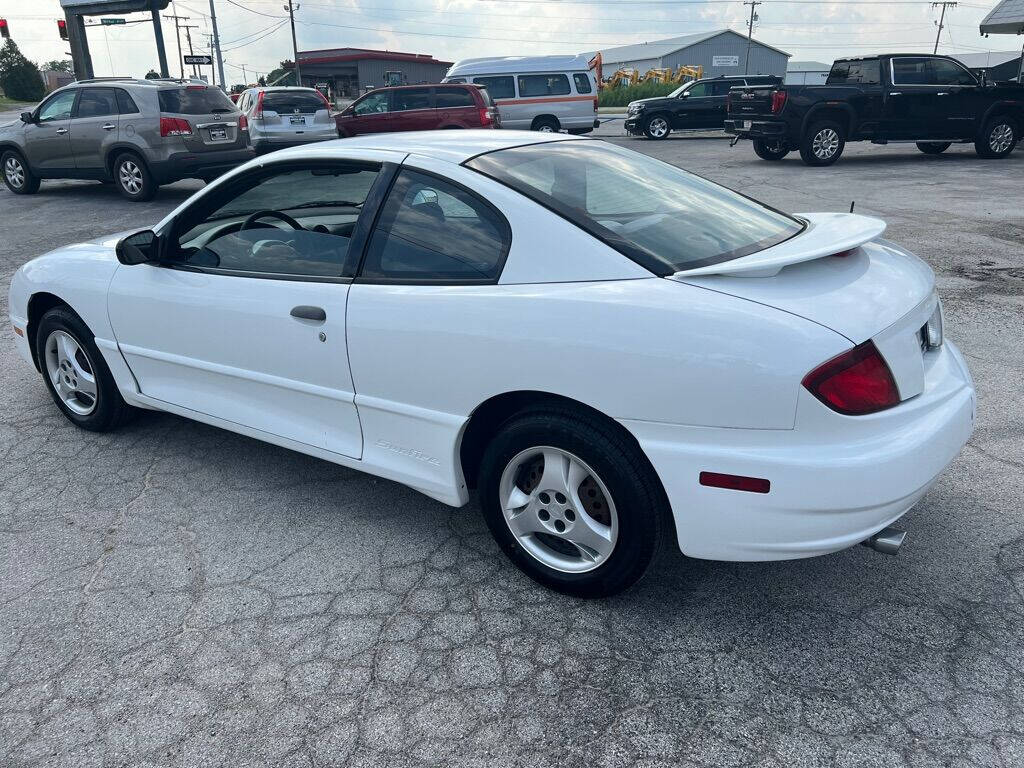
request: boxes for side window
[827,60,880,85]
[37,91,77,123]
[392,87,432,111]
[434,87,475,108]
[76,89,117,118]
[518,74,571,97]
[115,89,139,114]
[361,169,511,282]
[573,73,593,94]
[173,165,382,278]
[354,91,389,115]
[473,76,515,99]
[892,58,933,85]
[929,59,976,86]
[710,81,734,96]
[686,82,710,97]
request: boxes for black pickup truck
[725,54,1024,165]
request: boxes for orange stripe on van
[494,95,595,106]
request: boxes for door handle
[888,92,902,97]
[102,123,116,130]
[290,305,326,322]
[55,128,69,135]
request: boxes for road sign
[184,54,212,65]
[100,17,125,24]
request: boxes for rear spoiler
[670,212,886,279]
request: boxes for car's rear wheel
[478,408,666,597]
[532,116,560,133]
[975,116,1018,159]
[2,150,40,195]
[113,152,157,202]
[35,307,134,432]
[916,142,951,155]
[752,138,790,160]
[644,115,671,140]
[799,120,846,166]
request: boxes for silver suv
[236,87,337,154]
[0,78,255,202]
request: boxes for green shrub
[0,40,45,102]
[598,81,681,108]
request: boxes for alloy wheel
[989,123,1014,154]
[44,330,98,416]
[812,128,840,159]
[4,156,25,189]
[498,446,619,574]
[118,160,144,195]
[537,124,555,133]
[648,117,669,138]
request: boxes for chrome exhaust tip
[861,526,906,556]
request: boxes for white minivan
[443,55,599,134]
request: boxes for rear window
[573,73,593,94]
[466,141,803,276]
[261,90,327,114]
[473,76,515,100]
[158,87,236,115]
[518,74,571,97]
[827,59,881,85]
[435,87,475,108]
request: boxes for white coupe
[8,131,976,597]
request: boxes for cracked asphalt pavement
[1,128,1022,767]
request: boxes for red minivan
[335,84,499,137]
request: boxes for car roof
[267,129,582,165]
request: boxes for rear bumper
[724,118,787,138]
[151,146,256,183]
[623,340,975,561]
[252,134,338,153]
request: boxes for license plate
[290,115,305,125]
[209,127,227,140]
[742,121,752,130]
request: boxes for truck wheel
[752,138,790,161]
[974,116,1018,159]
[916,142,951,155]
[2,150,41,195]
[799,120,846,166]
[643,115,671,140]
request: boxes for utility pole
[743,1,762,75]
[164,13,190,78]
[183,23,200,77]
[932,2,956,54]
[208,0,226,90]
[285,0,301,86]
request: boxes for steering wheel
[240,210,304,232]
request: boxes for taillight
[802,341,900,416]
[479,106,493,126]
[254,91,265,119]
[238,113,248,131]
[770,90,787,114]
[592,97,598,112]
[159,116,192,137]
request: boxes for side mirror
[679,92,689,98]
[116,230,158,266]
[20,112,33,123]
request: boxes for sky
[0,0,1017,85]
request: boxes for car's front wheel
[916,142,951,155]
[35,306,134,432]
[2,150,41,195]
[113,152,157,201]
[643,115,671,140]
[478,408,666,597]
[752,138,790,161]
[975,116,1018,159]
[799,120,846,166]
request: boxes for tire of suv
[752,138,790,161]
[916,142,951,155]
[35,306,135,432]
[2,150,41,195]
[531,116,561,133]
[974,116,1018,159]
[112,152,157,202]
[643,114,671,140]
[478,407,667,598]
[799,120,846,166]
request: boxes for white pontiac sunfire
[8,131,976,597]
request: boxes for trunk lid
[728,84,777,118]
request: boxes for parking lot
[1,128,1022,767]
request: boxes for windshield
[465,140,804,275]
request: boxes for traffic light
[57,19,68,41]
[0,19,10,40]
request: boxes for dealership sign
[712,55,740,67]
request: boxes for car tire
[112,152,157,202]
[916,142,951,155]
[974,116,1018,159]
[752,138,790,161]
[799,120,846,166]
[35,306,135,432]
[643,114,671,140]
[478,407,667,598]
[2,150,41,195]
[532,116,561,133]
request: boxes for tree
[257,75,267,87]
[145,69,160,79]
[0,40,45,102]
[41,59,73,74]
